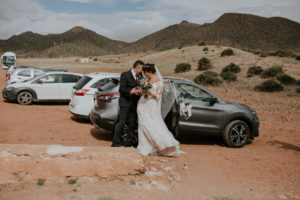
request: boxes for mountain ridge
[0,13,299,57]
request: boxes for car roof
[85,72,120,78]
[42,71,83,76]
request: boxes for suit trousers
[112,104,137,145]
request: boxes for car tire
[17,91,33,105]
[223,120,250,148]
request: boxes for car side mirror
[210,97,218,106]
[36,80,43,84]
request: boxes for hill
[0,26,128,57]
[128,13,300,54]
[0,13,299,57]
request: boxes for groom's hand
[130,88,138,94]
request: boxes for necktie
[135,74,139,84]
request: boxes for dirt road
[0,67,299,200]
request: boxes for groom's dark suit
[112,70,142,146]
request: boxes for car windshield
[176,82,213,101]
[23,73,45,82]
[73,75,92,89]
[91,78,119,90]
[2,56,15,65]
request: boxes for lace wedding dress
[137,80,181,156]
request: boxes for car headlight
[6,87,14,91]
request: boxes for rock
[0,144,144,184]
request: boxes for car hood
[223,101,255,112]
[6,81,30,88]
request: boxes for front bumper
[89,110,114,132]
[250,115,259,138]
[2,88,18,101]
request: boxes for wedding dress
[137,72,182,156]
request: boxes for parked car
[7,68,44,85]
[69,72,120,119]
[39,67,67,72]
[89,77,259,148]
[1,52,16,69]
[6,65,36,79]
[2,72,83,105]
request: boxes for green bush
[37,178,45,186]
[178,46,182,49]
[259,54,267,57]
[268,50,289,57]
[220,71,237,82]
[203,47,208,51]
[174,63,191,73]
[296,88,300,94]
[247,66,263,77]
[198,57,212,70]
[297,80,300,86]
[276,74,296,85]
[296,56,300,61]
[222,63,241,73]
[253,51,260,55]
[194,71,222,86]
[260,66,283,78]
[221,48,234,56]
[255,80,283,92]
[198,41,206,46]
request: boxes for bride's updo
[142,63,156,74]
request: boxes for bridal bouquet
[139,78,152,98]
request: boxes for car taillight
[98,93,120,103]
[75,89,89,96]
[6,74,10,80]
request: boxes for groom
[111,60,144,147]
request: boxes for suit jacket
[119,70,142,107]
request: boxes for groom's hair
[133,60,144,68]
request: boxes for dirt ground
[0,50,300,200]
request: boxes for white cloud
[64,0,92,3]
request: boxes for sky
[0,0,299,42]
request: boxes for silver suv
[90,77,259,148]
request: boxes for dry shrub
[194,71,222,86]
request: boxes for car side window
[35,74,61,84]
[176,83,212,101]
[17,70,31,77]
[62,74,81,83]
[33,70,43,77]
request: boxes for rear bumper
[89,110,114,132]
[2,88,18,101]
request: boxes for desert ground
[0,45,299,200]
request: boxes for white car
[69,72,120,118]
[7,68,44,84]
[2,72,83,105]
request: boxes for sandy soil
[0,48,300,200]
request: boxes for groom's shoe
[124,143,133,147]
[111,144,120,147]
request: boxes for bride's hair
[142,63,156,74]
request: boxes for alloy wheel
[230,124,248,146]
[17,91,33,105]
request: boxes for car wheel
[223,120,250,148]
[17,91,33,105]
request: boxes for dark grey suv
[90,76,259,148]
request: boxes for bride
[137,63,182,156]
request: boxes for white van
[1,52,16,70]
